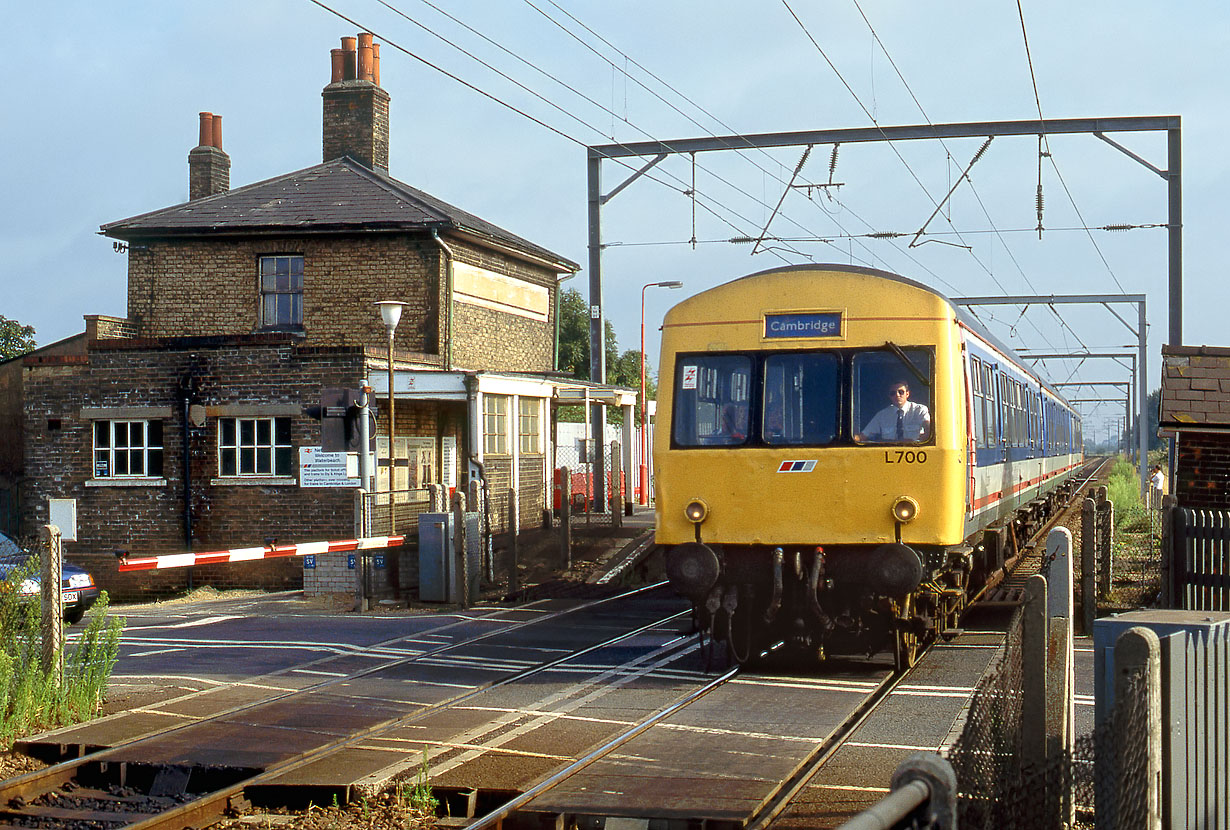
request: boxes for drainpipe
[430,229,455,370]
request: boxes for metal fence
[554,440,624,528]
[943,608,1155,829]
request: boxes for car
[0,530,102,625]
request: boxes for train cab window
[672,355,752,447]
[762,353,839,446]
[852,348,933,444]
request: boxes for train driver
[856,380,931,443]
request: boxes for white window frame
[93,419,163,479]
[259,254,304,329]
[518,398,541,455]
[218,416,293,477]
[484,394,509,455]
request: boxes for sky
[3,1,1225,441]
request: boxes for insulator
[729,236,754,244]
[971,136,993,165]
[1035,185,1045,215]
[868,231,904,239]
[1102,224,1133,232]
[829,144,840,174]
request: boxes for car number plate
[63,591,78,603]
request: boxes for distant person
[858,380,931,443]
[1149,465,1166,507]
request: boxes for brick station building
[0,34,634,600]
[1158,344,1230,510]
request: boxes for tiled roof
[99,157,578,271]
[1159,345,1230,428]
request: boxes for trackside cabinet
[418,513,454,602]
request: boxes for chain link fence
[945,608,1154,829]
[554,439,623,529]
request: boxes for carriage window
[672,355,752,447]
[852,348,933,444]
[763,353,839,446]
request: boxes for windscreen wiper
[884,341,930,389]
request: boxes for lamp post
[376,301,406,534]
[640,281,683,506]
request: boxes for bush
[0,558,124,749]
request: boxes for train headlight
[684,499,709,524]
[891,496,919,524]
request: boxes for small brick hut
[1158,344,1230,510]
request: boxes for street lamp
[375,301,406,534]
[640,281,683,506]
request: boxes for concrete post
[40,525,63,687]
[559,468,572,569]
[1045,527,1075,827]
[609,440,622,529]
[452,490,468,608]
[1098,498,1114,600]
[508,488,519,597]
[1022,574,1048,780]
[1113,626,1163,830]
[1081,498,1097,633]
[1159,496,1177,608]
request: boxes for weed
[404,748,438,815]
[0,557,125,749]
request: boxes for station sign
[764,311,842,339]
[299,447,360,488]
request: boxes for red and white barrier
[117,535,407,572]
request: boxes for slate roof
[100,157,579,272]
[1159,345,1230,428]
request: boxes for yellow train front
[655,265,973,669]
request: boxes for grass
[0,556,125,750]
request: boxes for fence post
[1045,527,1075,828]
[508,488,519,597]
[1082,498,1097,632]
[452,490,468,608]
[40,524,63,687]
[559,468,572,569]
[1022,574,1048,780]
[609,441,622,529]
[1113,626,1163,830]
[1098,497,1114,600]
[1160,497,1178,609]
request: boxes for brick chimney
[322,33,390,173]
[188,112,230,199]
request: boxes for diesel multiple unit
[654,265,1082,669]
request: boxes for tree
[556,287,617,381]
[556,288,656,425]
[0,315,36,361]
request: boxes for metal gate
[554,440,623,528]
[1168,507,1230,610]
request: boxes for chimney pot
[189,112,230,199]
[358,45,373,81]
[198,112,214,148]
[371,42,381,86]
[357,32,373,50]
[341,36,357,81]
[330,48,344,83]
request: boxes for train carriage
[654,265,1081,669]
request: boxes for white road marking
[811,783,892,793]
[128,648,183,658]
[122,615,243,631]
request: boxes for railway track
[0,584,696,829]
